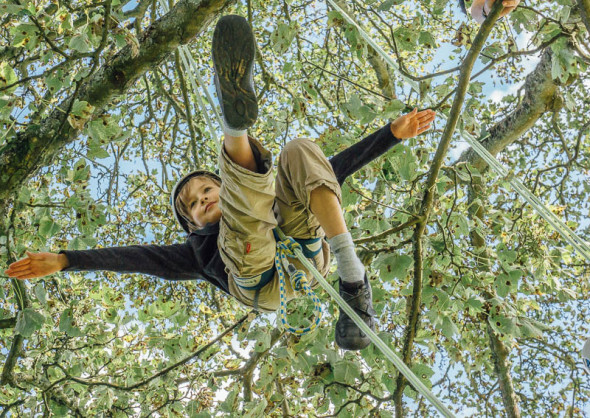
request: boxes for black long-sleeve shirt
[62,124,401,294]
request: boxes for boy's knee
[279,138,324,166]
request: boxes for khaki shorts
[217,137,342,312]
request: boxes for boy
[458,0,520,23]
[5,15,435,350]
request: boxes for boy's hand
[4,252,69,280]
[498,0,519,17]
[487,0,520,18]
[390,108,436,140]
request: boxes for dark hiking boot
[212,15,258,131]
[335,275,376,350]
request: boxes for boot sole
[212,15,258,131]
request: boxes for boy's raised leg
[212,15,258,171]
[310,186,376,351]
[212,15,258,134]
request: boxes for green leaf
[34,283,47,308]
[466,296,484,313]
[0,63,18,95]
[0,3,25,13]
[340,183,359,208]
[517,318,543,338]
[71,100,95,118]
[271,22,296,54]
[411,363,434,389]
[68,236,97,250]
[378,254,413,282]
[378,0,405,11]
[59,308,83,337]
[69,33,91,53]
[489,313,517,337]
[249,327,271,352]
[15,308,45,337]
[441,315,459,339]
[383,99,406,119]
[87,118,122,143]
[219,389,239,413]
[10,24,38,49]
[38,216,60,238]
[333,359,360,384]
[243,398,268,418]
[418,31,436,48]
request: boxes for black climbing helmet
[170,170,221,233]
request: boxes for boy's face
[180,176,222,228]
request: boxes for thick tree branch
[468,173,521,418]
[242,328,283,402]
[0,317,17,329]
[0,0,235,217]
[456,48,562,171]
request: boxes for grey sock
[327,232,365,286]
[223,125,247,138]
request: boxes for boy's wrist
[58,253,69,270]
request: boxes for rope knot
[278,237,302,255]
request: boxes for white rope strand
[159,0,222,152]
[326,0,590,263]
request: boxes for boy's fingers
[6,264,31,274]
[26,251,40,259]
[7,269,32,279]
[15,273,35,280]
[417,112,436,123]
[8,258,30,269]
[417,124,432,134]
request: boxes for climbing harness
[327,0,590,263]
[275,235,323,334]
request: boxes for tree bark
[456,49,561,171]
[578,0,590,36]
[0,0,235,218]
[469,178,521,418]
[487,322,521,418]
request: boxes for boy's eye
[204,187,211,193]
[190,201,196,209]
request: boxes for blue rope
[276,236,322,334]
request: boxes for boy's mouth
[205,202,216,212]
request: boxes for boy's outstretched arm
[5,251,68,280]
[5,242,204,282]
[329,108,435,185]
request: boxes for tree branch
[456,49,562,171]
[0,317,17,329]
[52,313,252,391]
[0,0,236,218]
[393,2,505,411]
